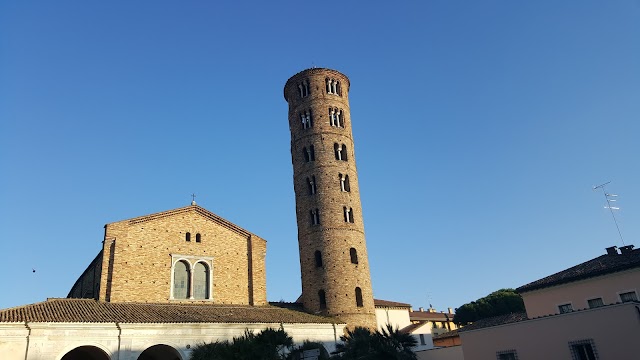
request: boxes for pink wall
[459,302,640,360]
[521,268,640,318]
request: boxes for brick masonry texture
[284,68,377,329]
[85,205,267,306]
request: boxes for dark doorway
[61,345,110,360]
[138,344,182,360]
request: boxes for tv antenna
[593,181,624,246]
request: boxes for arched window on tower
[303,146,315,162]
[334,144,348,161]
[193,262,210,299]
[195,233,201,243]
[355,287,363,307]
[319,290,327,309]
[186,232,191,242]
[329,108,344,127]
[336,109,344,127]
[310,209,320,225]
[301,110,313,129]
[173,260,190,299]
[307,176,317,195]
[339,173,350,192]
[298,80,309,98]
[344,207,355,223]
[350,248,358,264]
[314,250,323,267]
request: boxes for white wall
[375,307,411,331]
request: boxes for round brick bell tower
[284,68,376,329]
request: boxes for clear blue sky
[1,1,639,311]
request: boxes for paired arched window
[350,248,358,264]
[300,110,313,129]
[186,232,202,243]
[339,173,351,192]
[334,143,348,161]
[303,145,316,162]
[343,207,355,223]
[355,287,363,307]
[171,256,213,300]
[307,176,317,195]
[298,80,309,98]
[315,250,323,267]
[319,290,327,309]
[329,108,344,127]
[310,208,320,225]
[325,78,342,96]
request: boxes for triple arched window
[171,255,213,300]
[329,108,344,127]
[334,143,348,161]
[300,110,313,129]
[326,78,342,96]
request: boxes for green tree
[190,327,293,360]
[453,288,525,326]
[331,325,417,360]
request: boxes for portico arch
[61,345,110,360]
[138,344,182,360]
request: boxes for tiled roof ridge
[374,299,412,308]
[0,299,340,324]
[517,249,640,293]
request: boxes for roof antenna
[593,181,624,246]
[191,193,197,206]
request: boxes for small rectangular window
[496,350,518,360]
[419,334,425,345]
[620,291,638,302]
[587,298,604,308]
[558,303,573,314]
[569,339,598,360]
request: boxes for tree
[453,288,525,326]
[331,325,417,360]
[190,327,293,360]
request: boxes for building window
[339,173,350,192]
[298,80,309,98]
[343,207,354,223]
[329,108,344,127]
[569,339,598,360]
[419,334,426,346]
[195,233,201,243]
[558,303,573,314]
[334,143,348,161]
[350,248,358,264]
[319,290,327,309]
[173,260,190,299]
[325,78,342,96]
[355,287,363,307]
[496,350,518,360]
[310,209,320,225]
[185,232,191,242]
[307,176,317,195]
[301,110,313,129]
[620,291,638,302]
[193,262,209,299]
[314,250,323,267]
[303,145,316,162]
[171,255,213,301]
[587,298,604,308]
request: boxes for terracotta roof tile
[457,312,528,332]
[409,311,453,321]
[517,247,640,293]
[0,299,340,324]
[373,299,411,308]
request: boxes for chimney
[448,307,453,314]
[429,307,436,313]
[619,245,635,254]
[605,246,618,255]
[419,307,424,312]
